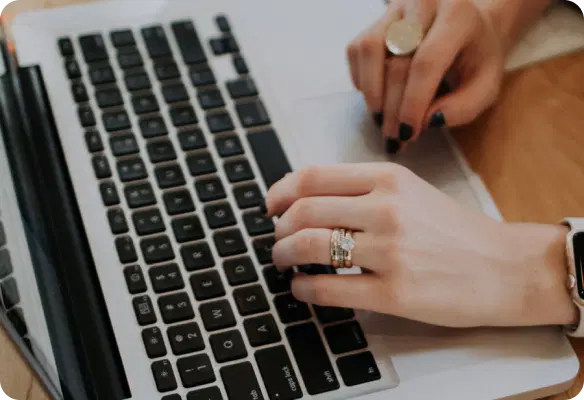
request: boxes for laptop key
[125,72,151,91]
[263,266,292,294]
[107,208,129,234]
[115,236,138,263]
[206,111,234,133]
[133,209,165,236]
[226,78,258,99]
[214,229,246,257]
[58,37,74,56]
[223,257,257,286]
[236,100,270,128]
[233,55,249,74]
[181,243,215,271]
[1,278,20,309]
[0,250,12,280]
[186,152,216,177]
[142,327,167,358]
[65,60,81,79]
[168,322,205,355]
[337,352,381,387]
[171,20,207,65]
[147,140,176,163]
[156,164,186,189]
[324,321,368,355]
[110,29,135,47]
[190,64,216,87]
[0,223,5,247]
[215,15,231,32]
[78,106,96,127]
[197,88,225,110]
[255,345,303,400]
[170,105,198,127]
[158,292,195,324]
[163,190,195,216]
[110,134,139,157]
[7,308,27,336]
[190,270,225,301]
[224,159,253,183]
[195,177,226,202]
[244,315,281,347]
[132,93,159,114]
[149,263,185,293]
[125,182,156,208]
[85,130,103,153]
[79,34,108,63]
[204,203,236,230]
[253,236,274,265]
[247,129,293,189]
[123,265,147,294]
[209,35,239,55]
[162,395,181,400]
[151,360,177,392]
[243,211,274,236]
[215,135,243,158]
[162,83,189,104]
[117,51,143,69]
[92,155,111,179]
[233,285,269,316]
[178,128,206,151]
[72,83,89,102]
[314,306,355,324]
[155,61,180,81]
[142,26,172,59]
[140,116,168,138]
[96,88,123,108]
[172,216,205,243]
[187,386,222,400]
[177,354,215,388]
[89,65,115,85]
[233,184,263,209]
[141,236,175,264]
[200,300,236,332]
[132,295,157,326]
[103,111,131,132]
[275,294,311,324]
[210,330,247,363]
[117,158,147,182]
[100,181,120,206]
[220,362,264,400]
[287,323,340,395]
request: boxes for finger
[381,57,410,153]
[292,273,383,311]
[266,164,381,217]
[347,38,361,90]
[275,196,372,239]
[272,229,379,271]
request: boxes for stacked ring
[330,228,356,268]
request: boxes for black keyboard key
[142,327,167,358]
[298,264,336,275]
[158,292,194,324]
[147,140,176,163]
[141,236,175,264]
[142,26,172,58]
[324,321,368,355]
[133,93,159,114]
[275,294,311,324]
[107,208,129,234]
[224,159,253,183]
[263,266,292,294]
[118,50,143,69]
[226,78,258,99]
[204,203,236,229]
[150,263,185,293]
[7,308,27,336]
[248,129,292,189]
[210,330,247,363]
[171,105,198,127]
[92,155,111,179]
[215,15,230,32]
[0,250,12,280]
[172,216,204,243]
[140,116,168,138]
[215,135,243,158]
[181,243,215,271]
[133,295,157,326]
[111,134,139,157]
[155,61,180,80]
[177,354,215,388]
[187,387,222,400]
[125,72,151,91]
[111,29,135,47]
[168,322,205,355]
[123,265,147,294]
[236,100,270,128]
[195,177,226,202]
[78,106,96,127]
[233,55,248,74]
[223,257,257,286]
[125,182,156,208]
[72,83,89,102]
[65,59,81,79]
[100,181,120,206]
[156,164,186,189]
[164,190,195,216]
[200,300,236,332]
[152,360,177,393]
[0,223,5,247]
[133,209,165,236]
[187,152,216,176]
[96,87,123,108]
[190,64,216,87]
[79,34,108,63]
[209,36,239,55]
[190,270,225,301]
[103,111,131,132]
[162,83,189,104]
[206,112,234,134]
[90,66,115,85]
[233,184,263,209]
[253,236,274,265]
[85,130,103,153]
[171,20,207,65]
[1,278,20,309]
[58,37,74,56]
[255,346,303,400]
[118,158,148,182]
[314,306,355,324]
[337,352,381,387]
[179,128,207,151]
[115,236,138,263]
[197,88,225,110]
[244,315,281,347]
[220,362,264,400]
[162,395,181,400]
[287,323,339,395]
[214,229,246,257]
[243,211,274,236]
[233,285,269,316]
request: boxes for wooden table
[1,0,584,399]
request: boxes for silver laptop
[0,0,579,399]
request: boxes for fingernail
[373,112,384,128]
[429,111,446,128]
[292,277,315,302]
[399,123,413,141]
[385,138,401,154]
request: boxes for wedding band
[385,19,423,56]
[341,230,355,268]
[330,229,345,268]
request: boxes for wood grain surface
[0,0,583,399]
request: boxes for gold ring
[385,18,423,56]
[330,228,345,268]
[341,230,355,268]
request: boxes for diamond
[339,235,355,252]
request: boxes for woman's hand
[266,164,577,328]
[347,0,504,153]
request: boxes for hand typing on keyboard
[266,163,577,329]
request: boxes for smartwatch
[562,218,584,337]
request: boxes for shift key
[286,322,340,395]
[255,345,302,400]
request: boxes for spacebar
[247,129,292,188]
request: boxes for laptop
[0,0,580,399]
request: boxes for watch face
[573,232,584,299]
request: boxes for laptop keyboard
[58,15,381,399]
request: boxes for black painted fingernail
[385,138,401,154]
[399,123,413,141]
[373,112,384,128]
[429,111,446,128]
